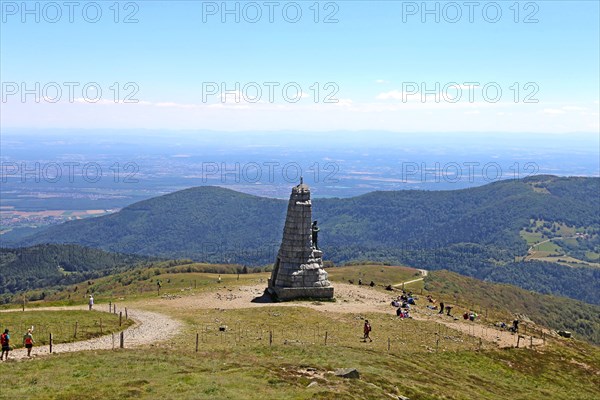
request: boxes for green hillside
[0,244,148,295]
[425,270,600,344]
[7,176,600,304]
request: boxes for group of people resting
[391,291,416,318]
[462,311,478,321]
[496,320,520,333]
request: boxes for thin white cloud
[562,106,588,111]
[376,90,404,100]
[542,109,566,115]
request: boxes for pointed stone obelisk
[267,179,334,301]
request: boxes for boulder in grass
[334,368,360,379]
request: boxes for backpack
[25,336,33,345]
[0,333,8,346]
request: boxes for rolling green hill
[5,175,600,304]
[0,244,148,295]
[425,270,600,344]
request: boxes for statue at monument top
[294,176,310,193]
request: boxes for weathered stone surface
[268,181,334,300]
[334,368,360,379]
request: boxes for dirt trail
[153,280,542,349]
[3,307,182,361]
[393,268,428,287]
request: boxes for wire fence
[188,320,501,355]
[2,311,128,350]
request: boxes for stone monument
[267,179,334,301]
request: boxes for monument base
[267,286,334,301]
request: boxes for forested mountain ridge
[4,175,599,303]
[0,244,148,295]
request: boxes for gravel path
[4,307,182,361]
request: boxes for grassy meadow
[0,310,132,348]
[0,265,598,399]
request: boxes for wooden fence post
[120,331,124,348]
[49,333,53,353]
[125,308,128,320]
[119,312,123,327]
[388,337,391,351]
[109,301,111,313]
[269,331,273,347]
[325,331,328,345]
[195,333,199,352]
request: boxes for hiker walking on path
[89,295,94,310]
[1,329,10,360]
[23,329,34,357]
[363,320,373,342]
[439,302,445,314]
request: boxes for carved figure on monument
[311,220,320,250]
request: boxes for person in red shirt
[363,320,373,342]
[23,329,34,357]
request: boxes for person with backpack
[363,320,373,342]
[1,329,10,361]
[23,328,34,357]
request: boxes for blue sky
[1,0,599,132]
